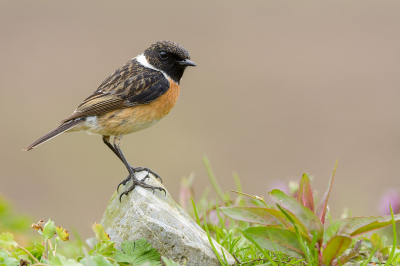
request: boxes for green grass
[1,158,399,266]
[195,158,400,266]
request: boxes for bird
[23,40,196,201]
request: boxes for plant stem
[44,239,48,259]
[384,204,397,266]
[0,247,11,256]
[48,239,56,256]
[105,257,118,263]
[231,190,269,208]
[232,253,242,265]
[17,245,40,264]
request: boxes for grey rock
[100,171,236,266]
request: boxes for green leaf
[10,250,20,261]
[80,255,115,266]
[370,233,384,251]
[0,232,17,250]
[49,254,83,266]
[42,219,56,239]
[92,242,116,257]
[33,242,45,254]
[297,173,314,212]
[270,189,324,243]
[22,243,45,261]
[243,226,305,259]
[114,239,161,266]
[276,204,314,242]
[316,160,337,224]
[240,229,278,266]
[322,235,352,266]
[0,251,19,266]
[162,257,182,266]
[324,214,400,244]
[380,246,400,257]
[220,206,292,227]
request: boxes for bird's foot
[117,171,166,202]
[116,166,162,192]
[132,167,163,183]
[117,166,162,192]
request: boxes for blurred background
[1,1,399,238]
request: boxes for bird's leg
[102,135,122,161]
[102,135,131,187]
[102,136,163,190]
[112,135,166,202]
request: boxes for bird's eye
[159,51,168,60]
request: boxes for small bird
[23,40,196,200]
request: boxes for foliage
[162,257,181,266]
[0,250,19,266]
[1,158,399,266]
[0,220,175,266]
[217,160,400,265]
[114,239,161,266]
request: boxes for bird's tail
[23,118,86,151]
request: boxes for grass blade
[191,198,201,226]
[276,204,314,264]
[239,229,278,266]
[203,211,226,266]
[203,156,227,202]
[384,204,397,266]
[361,236,381,266]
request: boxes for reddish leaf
[219,207,292,227]
[243,226,305,258]
[322,235,352,266]
[324,214,400,244]
[297,173,314,212]
[333,239,363,266]
[179,174,195,211]
[270,189,324,243]
[316,160,338,224]
[276,204,313,242]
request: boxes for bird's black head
[143,40,196,84]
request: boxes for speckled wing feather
[60,64,169,124]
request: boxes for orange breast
[145,78,180,120]
[94,78,180,135]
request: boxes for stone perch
[100,171,236,266]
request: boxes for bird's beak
[176,59,197,67]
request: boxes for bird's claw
[117,175,131,193]
[131,167,163,183]
[118,170,166,202]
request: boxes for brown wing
[60,66,170,124]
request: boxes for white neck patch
[135,53,171,80]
